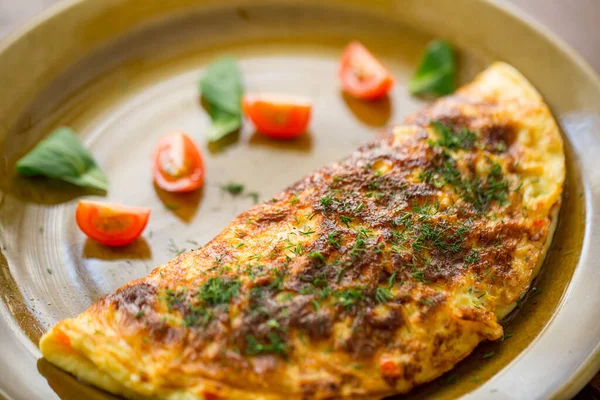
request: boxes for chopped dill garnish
[222,182,245,195]
[421,154,509,213]
[305,211,318,220]
[307,251,326,263]
[327,231,341,249]
[269,269,285,290]
[411,269,428,283]
[245,333,287,356]
[356,227,374,239]
[267,318,281,330]
[182,307,211,327]
[163,288,187,312]
[420,298,434,306]
[430,120,477,150]
[375,286,393,304]
[388,272,397,287]
[167,239,186,255]
[248,253,263,261]
[248,191,260,204]
[465,249,480,264]
[334,287,364,309]
[320,194,335,209]
[298,226,316,236]
[312,299,320,311]
[198,278,241,306]
[349,236,366,259]
[442,374,458,386]
[340,215,353,227]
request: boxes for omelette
[40,62,565,399]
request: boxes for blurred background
[0,0,598,72]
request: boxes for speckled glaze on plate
[0,1,599,399]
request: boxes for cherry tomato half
[339,42,394,100]
[242,94,312,140]
[76,200,150,246]
[152,132,205,192]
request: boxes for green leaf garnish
[199,57,243,142]
[334,287,364,309]
[198,277,241,306]
[15,127,108,192]
[409,40,456,97]
[245,333,287,356]
[430,121,477,150]
[307,251,326,263]
[222,182,245,195]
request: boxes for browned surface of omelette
[40,63,565,400]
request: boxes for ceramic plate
[1,0,599,399]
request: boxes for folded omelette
[40,62,565,399]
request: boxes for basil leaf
[15,127,108,192]
[200,57,243,142]
[206,105,242,142]
[409,40,456,97]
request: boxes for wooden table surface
[0,0,599,399]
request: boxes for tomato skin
[380,358,401,377]
[75,200,150,246]
[242,94,312,140]
[339,41,394,100]
[152,132,205,193]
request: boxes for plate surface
[0,1,599,399]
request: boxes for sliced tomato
[76,200,150,246]
[242,94,312,139]
[152,132,205,192]
[339,41,394,100]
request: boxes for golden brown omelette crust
[40,63,565,400]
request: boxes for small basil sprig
[409,40,456,97]
[199,57,244,142]
[15,127,108,192]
